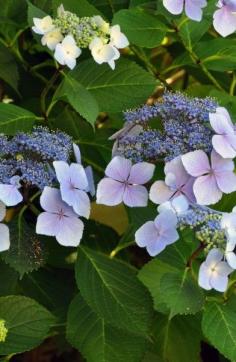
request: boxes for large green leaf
[113,9,167,48]
[71,59,157,113]
[202,302,236,361]
[0,261,18,296]
[0,44,19,93]
[2,219,46,277]
[52,0,103,17]
[67,294,148,362]
[75,246,153,335]
[150,314,202,362]
[54,75,99,126]
[0,295,54,355]
[0,103,36,135]
[159,270,205,318]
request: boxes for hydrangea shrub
[1,0,236,361]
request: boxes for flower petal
[182,150,210,177]
[163,0,184,14]
[135,221,158,248]
[36,212,59,237]
[123,184,148,207]
[226,252,236,269]
[128,162,155,184]
[193,175,222,205]
[209,107,234,135]
[154,210,177,230]
[56,216,84,247]
[210,274,228,292]
[149,180,174,204]
[69,163,88,190]
[0,224,10,252]
[211,149,234,172]
[198,262,212,290]
[205,248,223,267]
[165,156,189,187]
[73,143,82,164]
[96,178,125,206]
[213,7,236,37]
[212,135,236,159]
[105,156,132,181]
[61,187,90,219]
[215,171,236,194]
[0,184,23,207]
[185,0,206,21]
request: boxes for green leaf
[112,9,167,48]
[2,219,46,277]
[0,103,36,135]
[0,261,18,296]
[67,294,148,362]
[27,0,47,27]
[54,75,99,126]
[75,246,153,335]
[202,302,236,361]
[0,295,54,355]
[159,269,204,318]
[52,0,103,17]
[0,44,19,93]
[150,314,202,362]
[71,58,157,113]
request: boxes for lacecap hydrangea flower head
[32,4,129,69]
[0,127,95,252]
[97,91,236,293]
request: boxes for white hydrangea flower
[225,239,236,269]
[32,16,55,35]
[198,248,233,292]
[89,37,120,69]
[0,201,10,252]
[109,25,129,49]
[221,210,236,241]
[54,35,81,69]
[158,194,189,216]
[41,28,63,51]
[93,15,110,34]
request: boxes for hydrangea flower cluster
[97,92,236,293]
[0,128,94,251]
[32,4,129,69]
[163,0,236,37]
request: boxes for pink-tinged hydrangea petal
[211,150,234,172]
[182,150,210,177]
[53,161,70,183]
[73,143,82,164]
[163,0,184,14]
[60,185,90,218]
[185,0,206,21]
[85,166,96,196]
[0,201,6,222]
[193,175,222,205]
[215,171,236,194]
[69,163,88,190]
[209,107,234,135]
[135,221,158,248]
[165,156,189,187]
[226,251,236,269]
[36,212,59,237]
[154,210,177,230]
[105,156,132,182]
[40,187,76,217]
[198,263,212,290]
[212,135,236,158]
[123,184,148,207]
[128,162,155,184]
[96,178,125,206]
[205,248,223,267]
[0,184,23,207]
[210,273,228,292]
[149,180,175,204]
[182,177,196,202]
[0,224,10,252]
[213,6,236,37]
[56,216,84,247]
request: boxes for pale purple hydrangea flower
[198,248,233,292]
[213,0,236,37]
[96,156,155,207]
[157,194,189,216]
[163,0,207,21]
[53,161,91,219]
[36,186,84,247]
[209,107,236,159]
[0,201,10,252]
[0,176,23,207]
[150,156,195,205]
[135,210,179,256]
[182,150,236,205]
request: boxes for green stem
[40,70,61,117]
[230,73,236,96]
[110,241,135,258]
